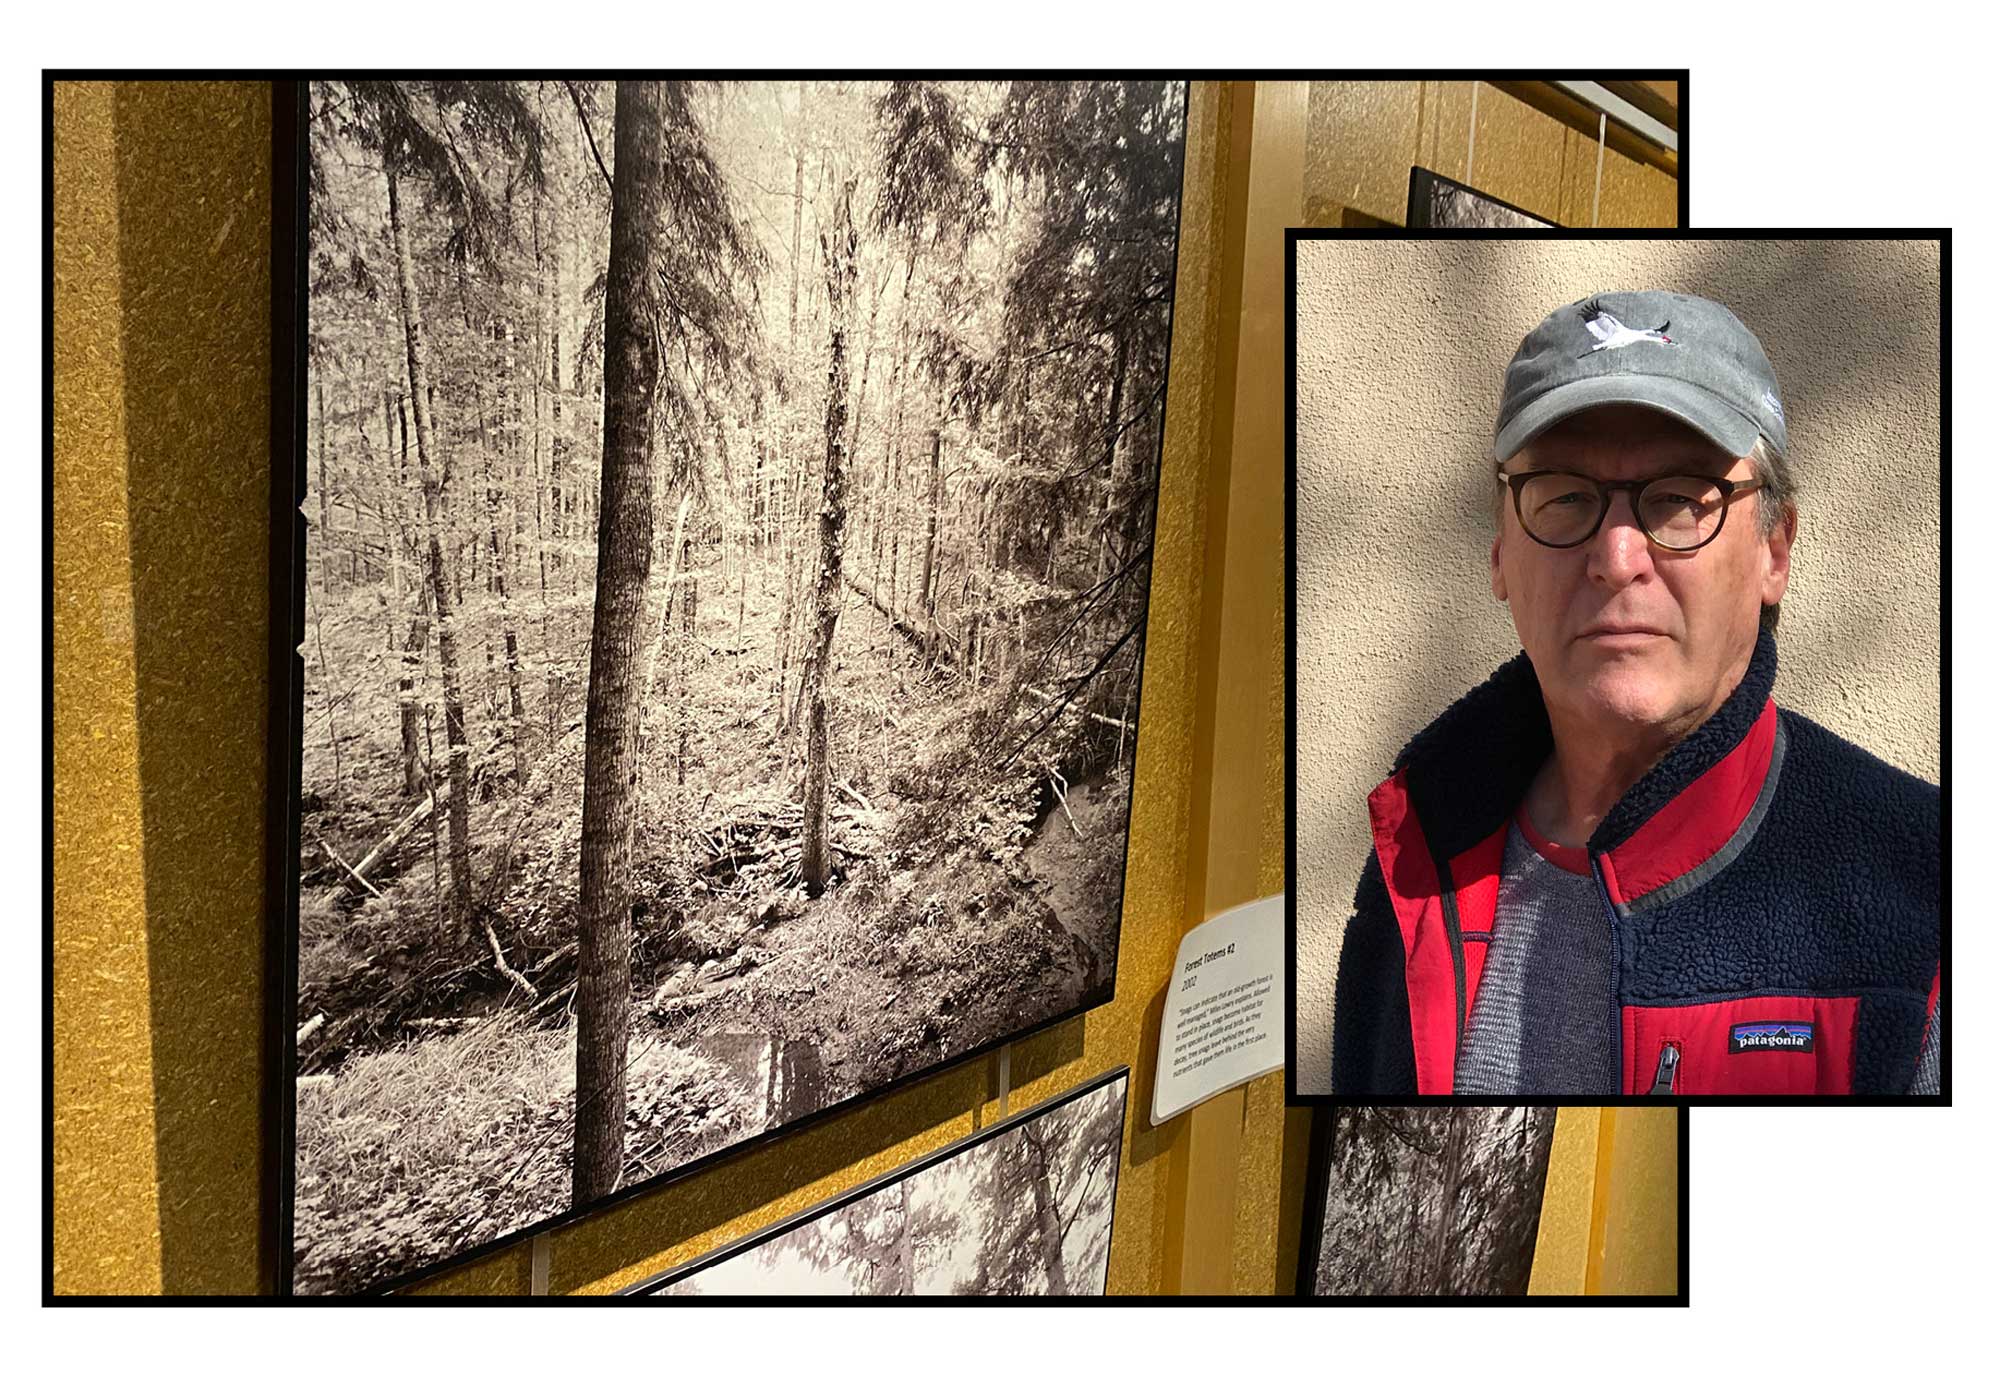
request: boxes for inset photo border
[1283,230,1947,1107]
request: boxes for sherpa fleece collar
[1380,627,1780,877]
[1363,629,1783,1092]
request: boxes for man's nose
[1586,490,1656,585]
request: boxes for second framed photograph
[626,1067,1130,1296]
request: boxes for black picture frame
[624,1065,1129,1296]
[272,76,1189,1297]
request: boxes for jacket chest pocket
[1622,995,1859,1094]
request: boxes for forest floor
[291,541,1132,1295]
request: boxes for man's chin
[1561,660,1691,735]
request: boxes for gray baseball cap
[1493,290,1788,463]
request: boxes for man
[1329,291,1941,1096]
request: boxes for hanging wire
[1591,111,1608,227]
[1465,81,1480,185]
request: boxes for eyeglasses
[1497,469,1766,552]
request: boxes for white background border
[23,2,1986,1363]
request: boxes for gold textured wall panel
[1559,126,1681,227]
[1528,1107,1603,1294]
[1420,81,1569,223]
[1178,82,1307,1296]
[1302,80,1423,225]
[52,78,274,1296]
[52,79,163,1298]
[1529,1107,1679,1296]
[1594,1107,1681,1295]
[1304,80,1679,228]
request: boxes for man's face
[1490,406,1794,742]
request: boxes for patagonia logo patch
[1729,1021,1815,1054]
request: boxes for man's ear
[1760,503,1796,611]
[1490,530,1508,602]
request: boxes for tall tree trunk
[1430,1112,1468,1293]
[387,164,472,942]
[800,178,857,898]
[548,189,568,563]
[774,447,800,727]
[1097,328,1130,577]
[391,394,428,798]
[787,134,804,360]
[919,419,943,639]
[484,431,527,782]
[1026,1129,1070,1297]
[896,1178,916,1293]
[573,80,668,1209]
[312,371,344,812]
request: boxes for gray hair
[1749,435,1797,633]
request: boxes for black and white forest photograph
[634,1069,1127,1295]
[1305,1107,1560,1297]
[287,78,1186,1296]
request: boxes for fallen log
[341,790,442,889]
[333,736,521,892]
[526,941,576,977]
[842,572,957,663]
[482,914,538,1001]
[321,839,384,899]
[1022,684,1133,736]
[1047,765,1082,838]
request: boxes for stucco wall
[1293,238,1943,1092]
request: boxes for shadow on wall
[113,81,277,1294]
[1676,239,1942,711]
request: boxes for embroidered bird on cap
[1576,298,1673,357]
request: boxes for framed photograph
[1405,166,1556,229]
[1298,1106,1559,1297]
[278,79,1187,1295]
[626,1066,1128,1295]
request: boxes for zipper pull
[1647,1043,1680,1095]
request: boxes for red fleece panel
[1607,699,1777,904]
[1622,994,1858,1094]
[1463,939,1490,1019]
[1368,770,1458,1094]
[1447,829,1506,937]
